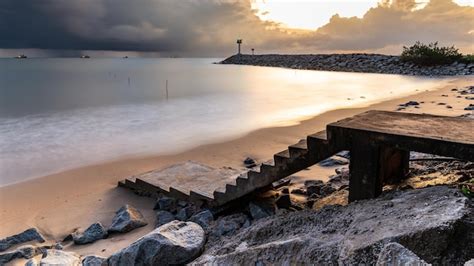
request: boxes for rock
[291,188,306,195]
[108,205,147,233]
[319,185,337,197]
[108,221,205,265]
[376,242,429,266]
[210,213,249,237]
[0,245,40,264]
[304,180,324,187]
[464,104,474,111]
[189,210,214,229]
[154,196,176,212]
[0,228,45,252]
[156,210,175,227]
[176,206,196,221]
[465,259,474,266]
[305,180,324,196]
[244,157,257,168]
[28,250,81,266]
[275,194,292,209]
[318,157,349,167]
[72,222,108,245]
[399,101,420,107]
[193,186,473,265]
[249,202,274,220]
[177,200,188,208]
[336,150,350,159]
[82,255,107,266]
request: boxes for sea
[0,58,450,186]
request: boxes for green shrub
[400,42,463,66]
[461,54,474,64]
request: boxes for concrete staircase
[119,130,340,207]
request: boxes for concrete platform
[327,110,474,201]
[120,110,474,207]
[126,161,242,200]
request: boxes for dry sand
[0,76,472,261]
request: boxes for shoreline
[0,76,472,258]
[220,54,474,76]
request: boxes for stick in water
[166,79,169,100]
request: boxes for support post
[349,133,410,202]
[378,146,409,185]
[349,134,382,202]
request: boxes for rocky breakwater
[193,186,474,265]
[220,54,474,76]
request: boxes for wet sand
[0,76,472,260]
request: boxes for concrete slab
[329,110,474,145]
[133,161,242,200]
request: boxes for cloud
[313,0,474,52]
[0,0,472,56]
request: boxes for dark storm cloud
[0,0,299,56]
[0,0,472,56]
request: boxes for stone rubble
[108,205,148,233]
[0,228,45,252]
[220,54,474,76]
[72,222,108,245]
[108,221,205,266]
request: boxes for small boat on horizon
[15,54,27,59]
[80,55,90,59]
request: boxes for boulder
[189,210,214,229]
[318,157,349,167]
[305,180,324,196]
[27,250,81,266]
[82,255,108,266]
[249,202,274,220]
[156,210,175,227]
[319,185,336,197]
[0,245,40,264]
[275,194,292,209]
[175,206,196,221]
[465,259,474,266]
[72,222,108,245]
[193,186,473,265]
[108,205,147,233]
[154,196,176,212]
[0,228,45,252]
[210,213,250,237]
[108,221,205,265]
[376,242,429,266]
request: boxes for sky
[0,0,472,57]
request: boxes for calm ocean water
[0,58,449,185]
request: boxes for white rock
[108,221,205,265]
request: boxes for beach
[1,75,472,260]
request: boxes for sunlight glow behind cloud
[252,0,474,30]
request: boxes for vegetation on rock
[400,42,463,66]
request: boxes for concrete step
[118,131,340,208]
[288,139,308,158]
[274,150,290,167]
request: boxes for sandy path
[0,76,472,260]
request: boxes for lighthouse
[236,39,242,55]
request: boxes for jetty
[119,110,474,207]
